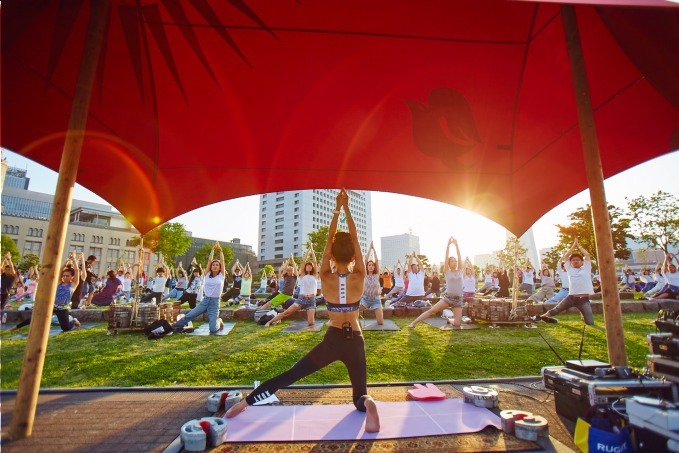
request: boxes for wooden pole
[9,1,109,440]
[561,5,627,366]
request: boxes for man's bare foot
[225,399,248,418]
[364,397,380,433]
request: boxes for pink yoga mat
[223,398,501,442]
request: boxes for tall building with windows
[380,232,420,269]
[257,189,372,270]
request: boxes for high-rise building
[381,232,420,269]
[257,189,372,270]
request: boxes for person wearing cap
[537,239,594,325]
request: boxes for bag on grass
[144,319,173,339]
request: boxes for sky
[3,149,678,264]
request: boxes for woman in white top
[477,269,493,294]
[518,264,535,294]
[462,267,476,300]
[539,239,594,325]
[266,246,318,327]
[385,263,404,298]
[15,266,39,302]
[409,237,464,328]
[527,269,555,303]
[645,262,666,298]
[172,242,225,334]
[652,253,679,300]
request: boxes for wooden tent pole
[9,1,109,440]
[561,5,627,366]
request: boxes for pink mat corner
[223,398,501,442]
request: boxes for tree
[306,226,329,258]
[259,264,274,278]
[494,236,528,270]
[17,254,41,273]
[1,234,21,264]
[542,247,564,272]
[627,191,679,253]
[193,243,234,269]
[555,204,632,268]
[130,222,192,265]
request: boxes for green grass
[0,313,657,389]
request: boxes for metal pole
[561,5,627,366]
[9,0,109,439]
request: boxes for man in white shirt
[394,252,426,305]
[538,239,594,325]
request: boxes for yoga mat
[361,319,400,331]
[188,322,236,336]
[423,317,477,330]
[223,398,501,442]
[282,320,324,332]
[8,324,95,340]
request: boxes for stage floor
[0,379,576,452]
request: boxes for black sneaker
[540,315,558,324]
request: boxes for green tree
[542,247,564,271]
[259,264,275,279]
[130,222,192,265]
[555,204,632,268]
[494,236,528,270]
[306,226,329,258]
[17,253,41,273]
[627,191,679,253]
[1,234,21,264]
[193,243,234,269]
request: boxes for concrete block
[621,302,645,313]
[657,300,679,311]
[642,301,660,312]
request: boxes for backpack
[144,319,173,340]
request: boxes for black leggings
[15,308,76,332]
[180,291,198,309]
[246,326,369,411]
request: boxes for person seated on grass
[15,266,39,303]
[178,260,204,309]
[172,242,225,334]
[537,239,594,325]
[235,263,254,308]
[165,262,187,300]
[621,268,638,292]
[409,236,464,328]
[545,261,569,304]
[384,263,404,299]
[424,269,441,298]
[359,241,384,325]
[227,188,380,433]
[477,268,493,294]
[221,260,243,304]
[652,253,679,301]
[495,268,510,298]
[462,267,476,302]
[265,246,318,327]
[91,270,122,306]
[640,268,656,293]
[11,254,83,332]
[518,263,535,294]
[479,270,499,296]
[140,260,169,303]
[645,262,665,299]
[1,252,17,311]
[254,270,269,294]
[380,267,393,297]
[527,269,555,303]
[260,255,298,311]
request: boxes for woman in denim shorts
[409,237,464,328]
[360,242,383,325]
[265,247,319,327]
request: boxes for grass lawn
[0,313,657,389]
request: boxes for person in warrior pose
[227,189,380,433]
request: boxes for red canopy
[3,1,679,235]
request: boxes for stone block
[642,301,659,312]
[621,302,645,313]
[657,300,679,311]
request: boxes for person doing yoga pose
[227,189,380,433]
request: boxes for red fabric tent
[3,0,679,235]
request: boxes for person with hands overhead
[179,258,204,309]
[265,244,318,327]
[236,263,254,308]
[1,252,17,310]
[221,260,243,304]
[537,239,595,325]
[261,254,298,310]
[227,189,380,433]
[172,242,225,334]
[409,237,464,328]
[652,253,679,300]
[360,241,384,325]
